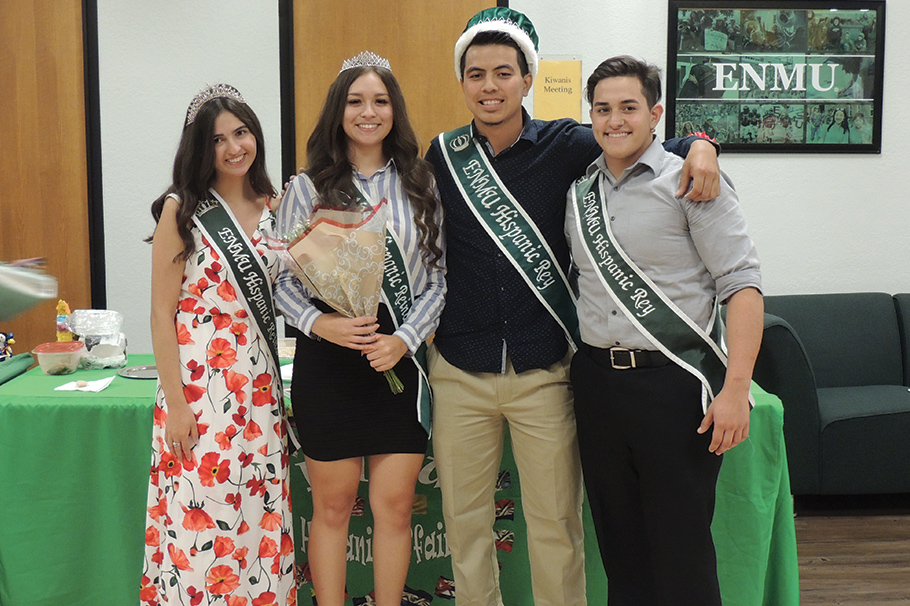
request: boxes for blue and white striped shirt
[273,160,446,355]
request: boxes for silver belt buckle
[609,347,636,369]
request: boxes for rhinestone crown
[185,84,246,126]
[339,51,392,74]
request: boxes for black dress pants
[571,347,723,606]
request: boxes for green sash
[194,191,279,370]
[192,190,300,446]
[351,182,432,435]
[382,229,433,436]
[570,173,729,403]
[437,126,579,349]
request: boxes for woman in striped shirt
[273,51,444,606]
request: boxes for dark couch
[753,292,910,495]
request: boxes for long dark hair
[149,94,276,261]
[305,65,442,266]
[827,107,850,137]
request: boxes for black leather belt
[582,344,671,369]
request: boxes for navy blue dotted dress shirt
[426,110,697,374]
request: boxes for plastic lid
[33,341,85,353]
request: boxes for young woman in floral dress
[142,84,296,606]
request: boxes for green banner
[381,229,432,436]
[349,182,432,436]
[194,191,280,374]
[570,173,728,400]
[437,126,578,349]
[288,387,797,604]
[289,432,607,604]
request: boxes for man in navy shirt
[425,8,722,606]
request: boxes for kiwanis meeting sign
[667,2,884,152]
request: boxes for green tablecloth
[0,354,156,606]
[289,383,800,604]
[713,385,800,605]
[0,361,798,606]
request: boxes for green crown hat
[454,7,539,81]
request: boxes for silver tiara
[339,51,392,74]
[185,84,246,126]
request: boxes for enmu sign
[666,1,885,152]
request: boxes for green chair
[893,293,910,387]
[756,293,910,495]
[752,314,821,494]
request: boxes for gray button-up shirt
[565,137,761,350]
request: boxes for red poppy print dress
[142,202,296,606]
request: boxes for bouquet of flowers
[269,195,404,393]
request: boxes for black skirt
[290,300,428,461]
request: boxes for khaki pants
[428,346,586,606]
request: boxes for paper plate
[117,365,158,379]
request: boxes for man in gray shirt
[565,56,763,606]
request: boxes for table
[712,385,800,606]
[0,354,156,606]
[0,362,798,605]
[289,383,801,605]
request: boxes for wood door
[293,0,494,165]
[0,1,92,355]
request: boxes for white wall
[515,0,910,297]
[97,1,282,353]
[98,1,909,353]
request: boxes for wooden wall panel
[0,1,92,354]
[293,0,493,167]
